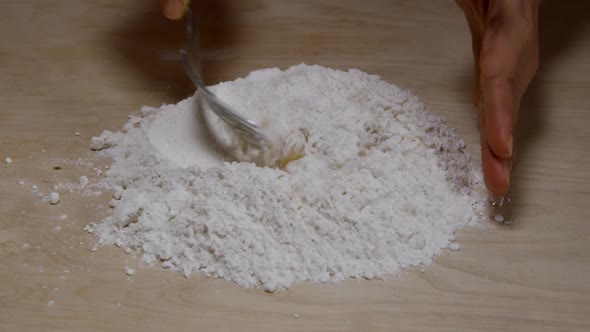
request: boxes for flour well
[88,64,485,291]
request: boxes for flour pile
[87,64,485,291]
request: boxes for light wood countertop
[1,1,589,331]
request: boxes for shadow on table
[107,0,237,102]
[518,0,590,157]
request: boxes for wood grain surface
[1,1,589,331]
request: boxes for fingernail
[507,134,514,157]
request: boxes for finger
[469,27,483,107]
[162,0,190,20]
[455,0,485,106]
[478,102,511,196]
[480,77,515,159]
[455,0,485,56]
[482,141,511,196]
[479,0,540,159]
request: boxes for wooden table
[1,1,589,331]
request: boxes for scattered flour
[448,243,461,251]
[79,176,90,188]
[87,65,485,291]
[5,157,13,164]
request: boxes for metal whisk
[179,8,270,146]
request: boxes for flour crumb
[79,176,90,187]
[293,314,301,319]
[90,130,117,151]
[122,123,133,133]
[47,300,56,307]
[87,65,485,291]
[112,186,124,200]
[48,192,60,205]
[4,157,13,164]
[75,132,80,136]
[125,267,136,276]
[449,243,461,251]
[90,136,105,151]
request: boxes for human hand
[456,0,541,197]
[161,0,191,20]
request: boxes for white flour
[87,64,485,291]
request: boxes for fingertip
[482,143,511,196]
